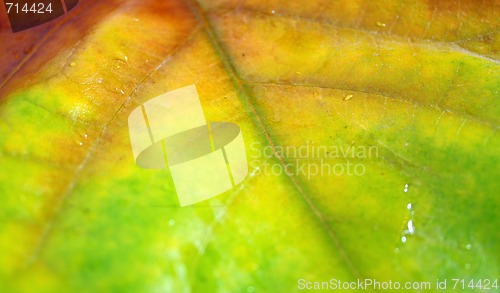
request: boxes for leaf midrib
[187,0,363,280]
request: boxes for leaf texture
[0,0,499,292]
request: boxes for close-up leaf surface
[0,0,499,292]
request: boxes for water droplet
[69,62,77,67]
[404,184,409,193]
[394,248,400,253]
[84,134,88,139]
[344,94,353,101]
[112,87,125,95]
[466,244,472,250]
[78,141,83,146]
[401,236,407,243]
[465,263,471,269]
[407,203,412,210]
[168,219,175,226]
[376,21,386,27]
[115,53,129,63]
[407,220,415,234]
[271,10,276,14]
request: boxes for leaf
[0,0,499,292]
